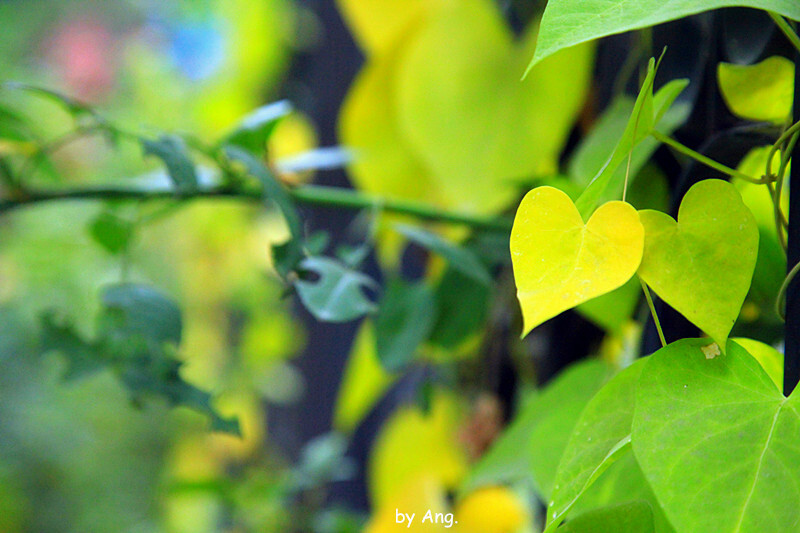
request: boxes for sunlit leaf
[718,56,794,124]
[637,179,759,347]
[511,187,644,336]
[633,338,800,533]
[294,257,378,323]
[526,0,800,71]
[339,33,437,194]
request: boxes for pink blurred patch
[44,19,117,102]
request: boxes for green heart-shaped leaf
[511,186,644,336]
[637,179,758,346]
[633,338,800,533]
[526,0,800,71]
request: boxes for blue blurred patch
[168,20,226,81]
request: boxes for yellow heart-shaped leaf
[511,187,644,337]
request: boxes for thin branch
[651,130,768,183]
[0,183,513,233]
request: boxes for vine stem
[784,37,800,396]
[768,12,800,55]
[640,277,667,348]
[650,130,767,183]
[0,183,513,233]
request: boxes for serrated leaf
[375,279,435,371]
[637,179,759,347]
[118,353,239,435]
[100,283,182,346]
[527,0,800,71]
[142,135,199,193]
[39,313,105,381]
[394,224,492,286]
[546,360,646,528]
[558,501,655,533]
[221,100,292,154]
[633,338,800,533]
[98,284,238,434]
[511,187,644,336]
[295,257,377,323]
[88,211,134,255]
[718,55,794,124]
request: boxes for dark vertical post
[784,44,800,396]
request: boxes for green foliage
[464,359,614,498]
[546,360,643,529]
[394,224,492,286]
[633,339,800,533]
[88,210,134,255]
[142,134,199,193]
[558,501,655,533]
[221,100,293,154]
[1,3,800,531]
[375,278,436,371]
[527,0,800,71]
[40,283,239,435]
[294,257,378,322]
[575,58,688,217]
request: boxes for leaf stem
[640,277,667,348]
[0,183,513,233]
[650,130,767,183]
[776,260,800,321]
[768,12,800,55]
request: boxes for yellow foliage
[334,320,396,433]
[455,486,528,533]
[368,392,467,508]
[339,0,595,217]
[511,187,644,336]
